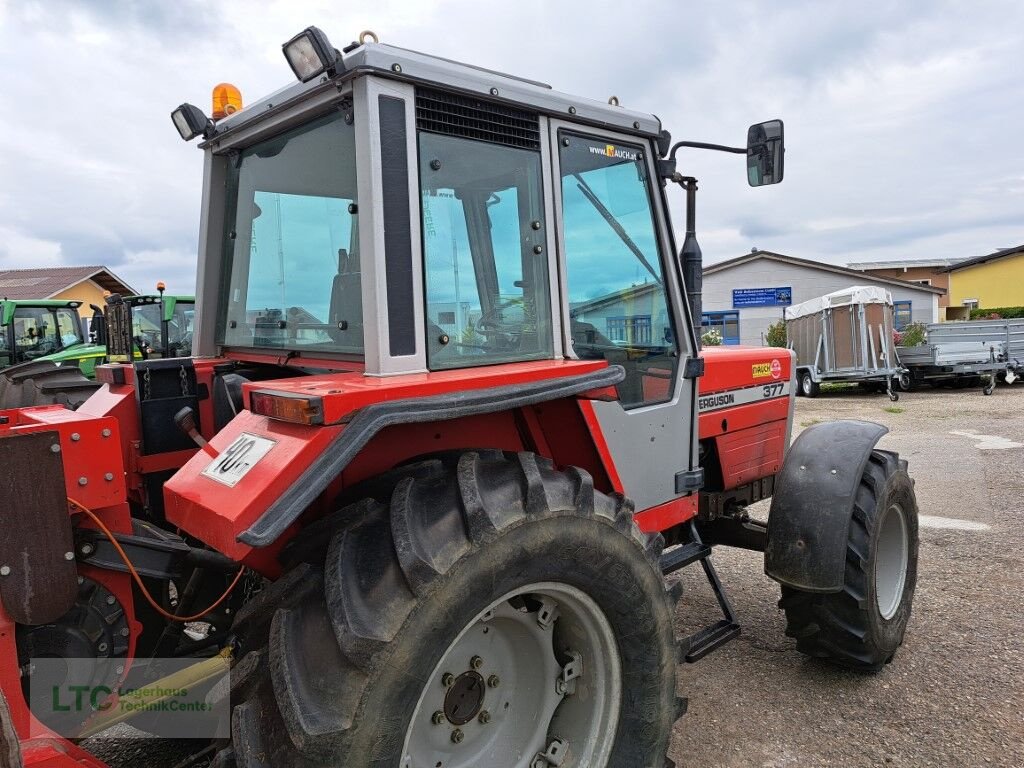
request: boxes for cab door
[550,123,700,511]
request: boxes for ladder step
[660,541,712,575]
[684,619,740,663]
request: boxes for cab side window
[420,131,553,370]
[558,133,678,407]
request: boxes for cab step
[662,521,741,663]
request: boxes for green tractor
[0,289,195,409]
[0,299,99,370]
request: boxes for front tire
[778,450,919,671]
[220,451,682,767]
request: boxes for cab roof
[206,40,663,148]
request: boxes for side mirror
[747,119,784,186]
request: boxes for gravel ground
[669,383,1024,767]
[84,383,1024,767]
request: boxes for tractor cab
[0,299,85,369]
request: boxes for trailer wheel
[778,450,918,671]
[219,452,682,768]
[800,371,820,398]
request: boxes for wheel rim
[874,503,909,620]
[402,582,621,768]
[802,375,812,395]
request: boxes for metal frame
[353,77,427,375]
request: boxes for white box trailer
[785,286,901,400]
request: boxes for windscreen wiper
[573,173,662,286]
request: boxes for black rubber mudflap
[0,430,77,624]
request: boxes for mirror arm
[668,140,746,162]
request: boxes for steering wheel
[475,298,525,337]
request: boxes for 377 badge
[201,433,277,487]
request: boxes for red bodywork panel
[698,346,794,491]
[163,360,620,568]
[0,408,139,764]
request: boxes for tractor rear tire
[778,450,918,671]
[0,361,100,410]
[218,451,683,768]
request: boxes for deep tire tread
[229,450,680,767]
[779,449,918,671]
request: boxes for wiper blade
[573,173,662,286]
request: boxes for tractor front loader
[0,27,918,768]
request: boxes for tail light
[249,391,324,425]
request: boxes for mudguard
[764,420,888,592]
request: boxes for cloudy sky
[0,0,1021,295]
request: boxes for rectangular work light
[171,103,213,141]
[283,26,340,83]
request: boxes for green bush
[764,320,787,348]
[969,306,1024,319]
[701,328,723,346]
[896,322,927,347]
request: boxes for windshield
[219,111,361,354]
[8,306,83,359]
[133,300,195,357]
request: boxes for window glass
[220,112,362,354]
[11,307,82,358]
[420,132,553,369]
[559,133,677,407]
[893,301,912,330]
[701,311,741,345]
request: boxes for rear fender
[163,364,625,563]
[764,420,888,592]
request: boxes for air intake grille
[416,89,540,150]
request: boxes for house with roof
[702,250,945,346]
[847,257,964,313]
[941,244,1024,319]
[0,266,137,320]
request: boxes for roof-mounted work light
[171,103,214,141]
[283,26,342,83]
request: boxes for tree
[765,320,787,348]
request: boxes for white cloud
[0,0,1022,306]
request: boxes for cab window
[558,132,678,407]
[420,132,553,370]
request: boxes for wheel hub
[875,502,909,620]
[402,582,621,768]
[444,671,486,725]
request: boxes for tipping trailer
[896,317,1023,394]
[786,286,902,400]
[0,27,919,768]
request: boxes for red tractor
[0,27,918,768]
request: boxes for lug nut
[451,728,464,744]
[478,710,491,724]
[487,675,500,688]
[441,673,454,687]
[80,543,95,556]
[432,710,446,725]
[470,656,483,670]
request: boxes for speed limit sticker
[201,433,277,487]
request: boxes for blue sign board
[732,286,792,308]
